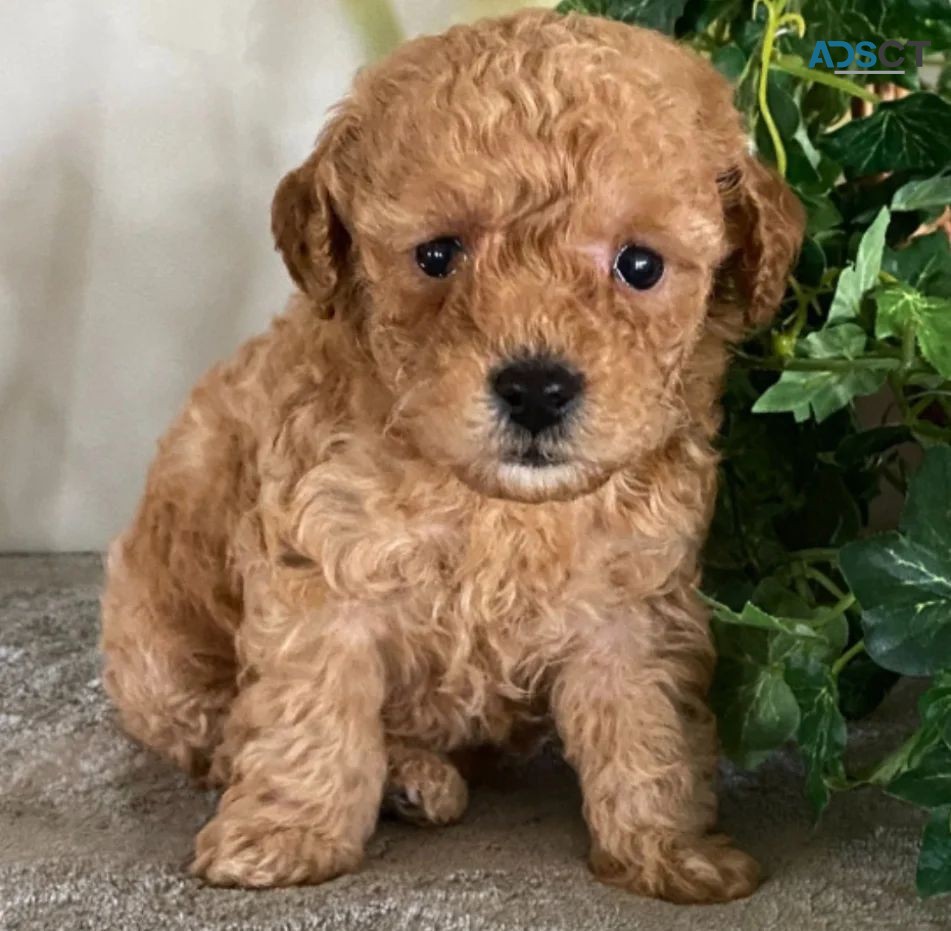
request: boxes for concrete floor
[0,554,947,930]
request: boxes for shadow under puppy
[100,8,803,903]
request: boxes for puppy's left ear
[717,153,805,331]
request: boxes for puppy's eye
[415,236,463,278]
[613,244,664,290]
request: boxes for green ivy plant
[560,0,951,898]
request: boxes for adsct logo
[808,40,931,75]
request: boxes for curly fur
[100,9,803,903]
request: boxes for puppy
[101,9,803,903]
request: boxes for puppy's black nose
[491,358,583,436]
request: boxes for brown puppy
[101,9,803,903]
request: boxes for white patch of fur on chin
[495,462,585,499]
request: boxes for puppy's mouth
[501,445,568,468]
[451,440,605,503]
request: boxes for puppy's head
[272,10,804,503]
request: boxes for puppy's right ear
[271,112,356,318]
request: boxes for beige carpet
[0,554,946,930]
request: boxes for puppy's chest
[298,472,671,656]
[279,443,694,668]
[443,515,595,640]
[320,496,606,632]
[364,507,609,712]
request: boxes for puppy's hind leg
[383,744,469,826]
[101,537,238,779]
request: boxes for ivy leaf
[865,717,947,788]
[753,325,893,422]
[919,671,951,747]
[793,466,865,552]
[711,43,747,83]
[701,593,828,642]
[708,586,846,670]
[805,0,887,44]
[837,650,901,719]
[819,94,951,176]
[704,375,851,578]
[787,126,840,195]
[784,654,847,815]
[883,232,951,299]
[675,0,747,37]
[872,677,951,797]
[796,237,827,287]
[753,577,849,662]
[841,535,951,677]
[733,15,767,56]
[828,207,890,322]
[798,73,857,127]
[708,589,851,796]
[871,675,951,791]
[706,587,848,770]
[752,368,889,423]
[885,1,951,53]
[827,268,864,324]
[834,425,913,468]
[901,451,951,560]
[892,175,951,213]
[840,446,951,676]
[917,807,951,898]
[888,741,951,808]
[711,658,801,769]
[747,577,810,615]
[555,0,688,32]
[875,285,951,379]
[800,193,842,236]
[800,323,866,359]
[836,173,909,227]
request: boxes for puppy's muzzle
[490,356,584,437]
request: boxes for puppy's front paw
[384,748,468,826]
[192,815,360,888]
[591,831,759,904]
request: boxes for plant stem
[912,420,951,441]
[832,639,866,677]
[889,369,913,420]
[750,355,900,373]
[755,0,788,176]
[789,547,839,563]
[900,322,917,372]
[794,573,813,604]
[907,388,951,402]
[813,594,856,627]
[771,54,880,103]
[910,394,937,418]
[803,566,847,600]
[775,277,810,353]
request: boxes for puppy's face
[358,131,724,503]
[273,12,803,503]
